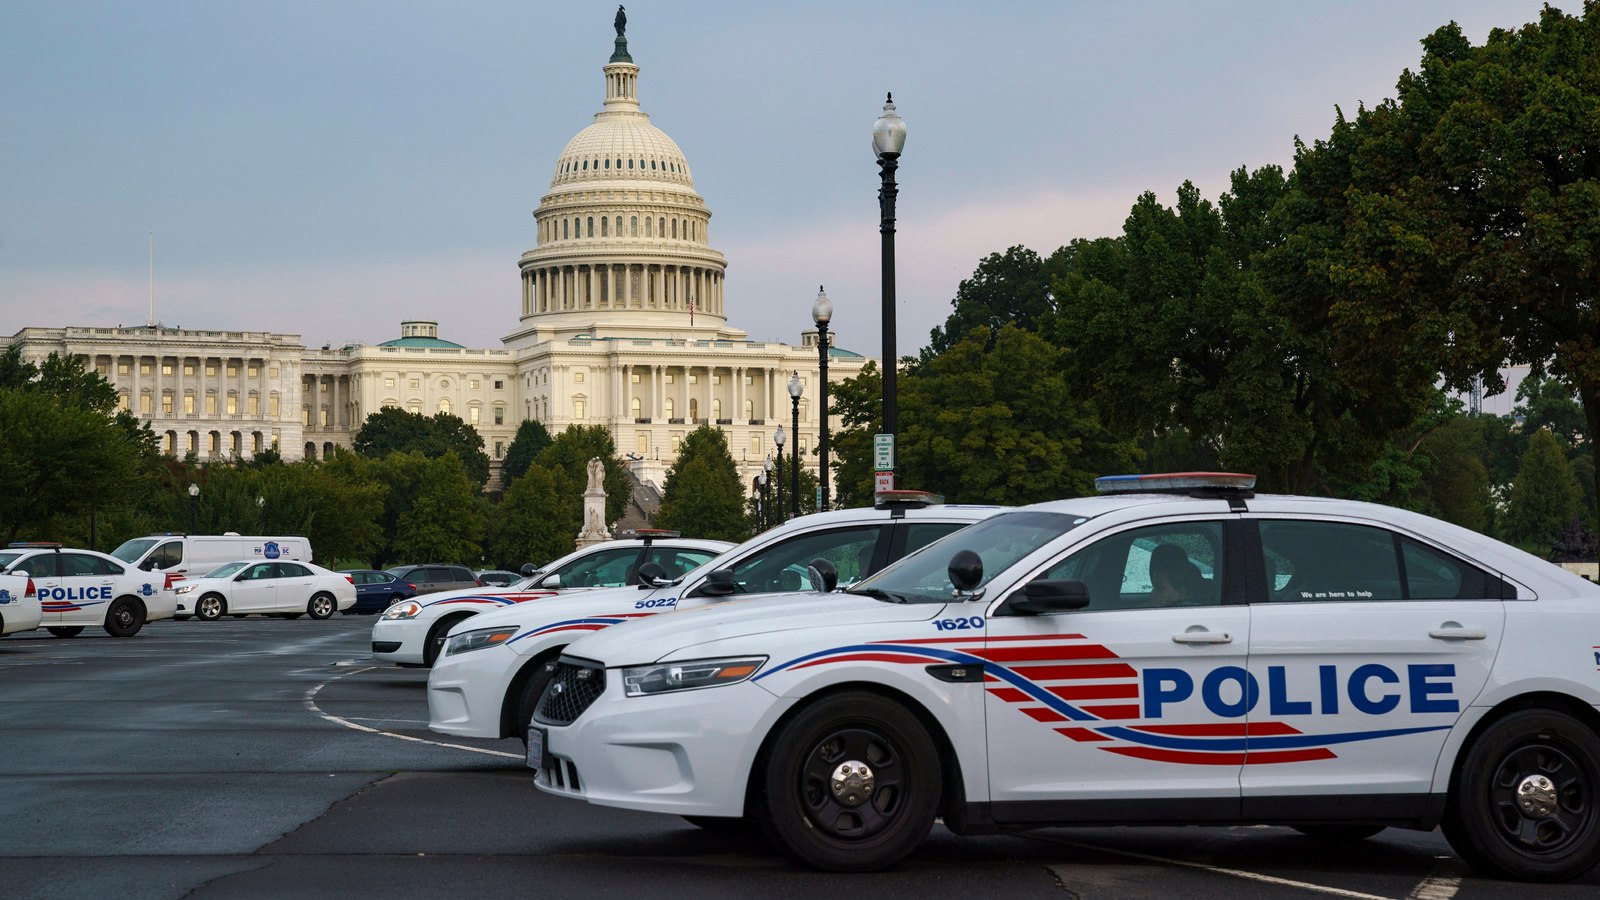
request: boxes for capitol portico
[7,14,868,496]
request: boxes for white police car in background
[372,533,731,668]
[0,571,43,637]
[428,494,1005,745]
[531,473,1600,882]
[0,543,176,638]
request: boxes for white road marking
[1038,836,1396,900]
[1406,876,1461,900]
[302,666,522,760]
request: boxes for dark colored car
[475,569,520,587]
[385,564,480,597]
[340,569,419,614]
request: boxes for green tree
[1287,6,1600,541]
[923,246,1070,358]
[763,449,820,526]
[534,425,631,526]
[825,361,882,509]
[655,426,750,541]
[1514,376,1586,450]
[389,452,486,565]
[352,406,491,487]
[898,325,1139,504]
[0,389,150,542]
[487,464,576,568]
[1504,428,1582,553]
[500,419,554,487]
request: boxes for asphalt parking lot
[2,615,1597,899]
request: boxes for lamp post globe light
[773,425,787,522]
[787,371,803,520]
[873,93,906,492]
[188,482,200,533]
[812,286,832,512]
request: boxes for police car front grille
[535,661,606,725]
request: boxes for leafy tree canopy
[500,419,554,487]
[352,406,491,487]
[1505,428,1582,553]
[655,426,751,541]
[533,425,631,526]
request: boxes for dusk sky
[0,0,1553,413]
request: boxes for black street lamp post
[787,372,803,519]
[773,426,787,522]
[873,93,906,489]
[813,287,832,511]
[188,482,200,533]
[755,472,767,531]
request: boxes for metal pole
[775,445,785,521]
[817,322,830,511]
[791,396,801,519]
[189,494,197,533]
[878,152,899,463]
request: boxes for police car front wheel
[1444,708,1600,882]
[103,597,145,638]
[757,692,941,872]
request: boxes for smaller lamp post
[787,371,803,519]
[812,286,832,511]
[256,495,265,532]
[187,482,200,533]
[773,425,787,522]
[762,457,774,530]
[755,472,767,531]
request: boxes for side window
[1258,520,1402,602]
[151,542,184,569]
[245,563,277,581]
[647,548,717,578]
[899,522,968,559]
[729,526,882,594]
[22,553,60,578]
[60,554,103,577]
[1039,521,1224,611]
[557,549,639,587]
[1401,538,1499,600]
[276,563,310,578]
[90,556,124,576]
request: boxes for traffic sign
[874,471,894,494]
[874,433,895,471]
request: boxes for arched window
[659,217,665,236]
[573,398,586,419]
[603,158,610,169]
[664,397,675,418]
[712,399,721,420]
[627,158,633,169]
[744,399,753,419]
[601,216,608,237]
[630,216,638,236]
[671,219,677,239]
[689,398,699,420]
[645,217,653,237]
[631,397,641,416]
[563,219,569,239]
[438,398,451,415]
[614,216,622,235]
[587,217,594,237]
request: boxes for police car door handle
[1172,631,1232,644]
[1428,625,1488,641]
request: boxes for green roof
[829,345,864,358]
[378,336,465,349]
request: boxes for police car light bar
[621,528,681,539]
[7,541,62,549]
[874,490,945,510]
[1094,472,1257,494]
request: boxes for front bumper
[370,617,430,665]
[427,642,524,739]
[537,674,794,817]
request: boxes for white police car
[373,534,732,667]
[427,495,1005,745]
[0,572,43,636]
[530,474,1600,882]
[0,543,176,638]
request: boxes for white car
[0,543,177,638]
[427,495,1006,746]
[531,473,1600,882]
[372,535,732,667]
[0,573,43,636]
[174,559,356,620]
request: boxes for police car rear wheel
[758,692,940,872]
[195,595,225,621]
[1444,708,1600,882]
[307,593,336,620]
[46,626,84,638]
[103,597,145,638]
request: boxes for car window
[243,563,277,581]
[18,553,59,578]
[645,547,718,579]
[450,566,475,582]
[60,554,105,577]
[276,563,310,578]
[1259,520,1408,602]
[858,511,1086,604]
[1040,521,1224,611]
[729,526,882,594]
[150,541,183,569]
[900,522,968,558]
[207,562,248,578]
[556,548,642,588]
[364,572,390,585]
[0,551,24,570]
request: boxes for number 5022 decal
[933,616,984,631]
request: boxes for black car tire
[423,613,472,668]
[47,626,85,638]
[195,594,226,621]
[1443,708,1600,882]
[307,593,336,620]
[103,597,146,638]
[511,659,559,745]
[757,691,941,872]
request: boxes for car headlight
[444,626,519,656]
[622,656,767,697]
[173,584,198,595]
[382,600,423,620]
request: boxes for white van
[109,534,313,581]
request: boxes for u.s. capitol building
[8,17,868,493]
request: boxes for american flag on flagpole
[689,291,695,327]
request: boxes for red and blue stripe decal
[505,612,656,645]
[422,591,556,609]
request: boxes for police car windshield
[0,551,22,571]
[206,561,249,578]
[848,511,1087,605]
[110,538,159,564]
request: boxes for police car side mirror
[139,560,156,571]
[1007,579,1091,615]
[948,550,983,592]
[539,574,561,589]
[520,563,539,577]
[806,558,839,593]
[636,562,673,588]
[693,568,737,598]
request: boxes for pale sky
[0,0,1555,372]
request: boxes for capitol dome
[510,14,732,341]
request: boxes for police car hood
[449,584,659,633]
[564,591,946,665]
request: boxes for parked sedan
[386,564,480,596]
[175,560,356,620]
[340,569,419,615]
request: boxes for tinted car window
[276,563,311,578]
[150,541,183,569]
[730,527,882,594]
[243,563,277,581]
[19,553,59,578]
[1042,521,1224,610]
[556,548,641,588]
[60,554,105,577]
[1401,537,1499,600]
[1260,521,1401,602]
[645,547,718,579]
